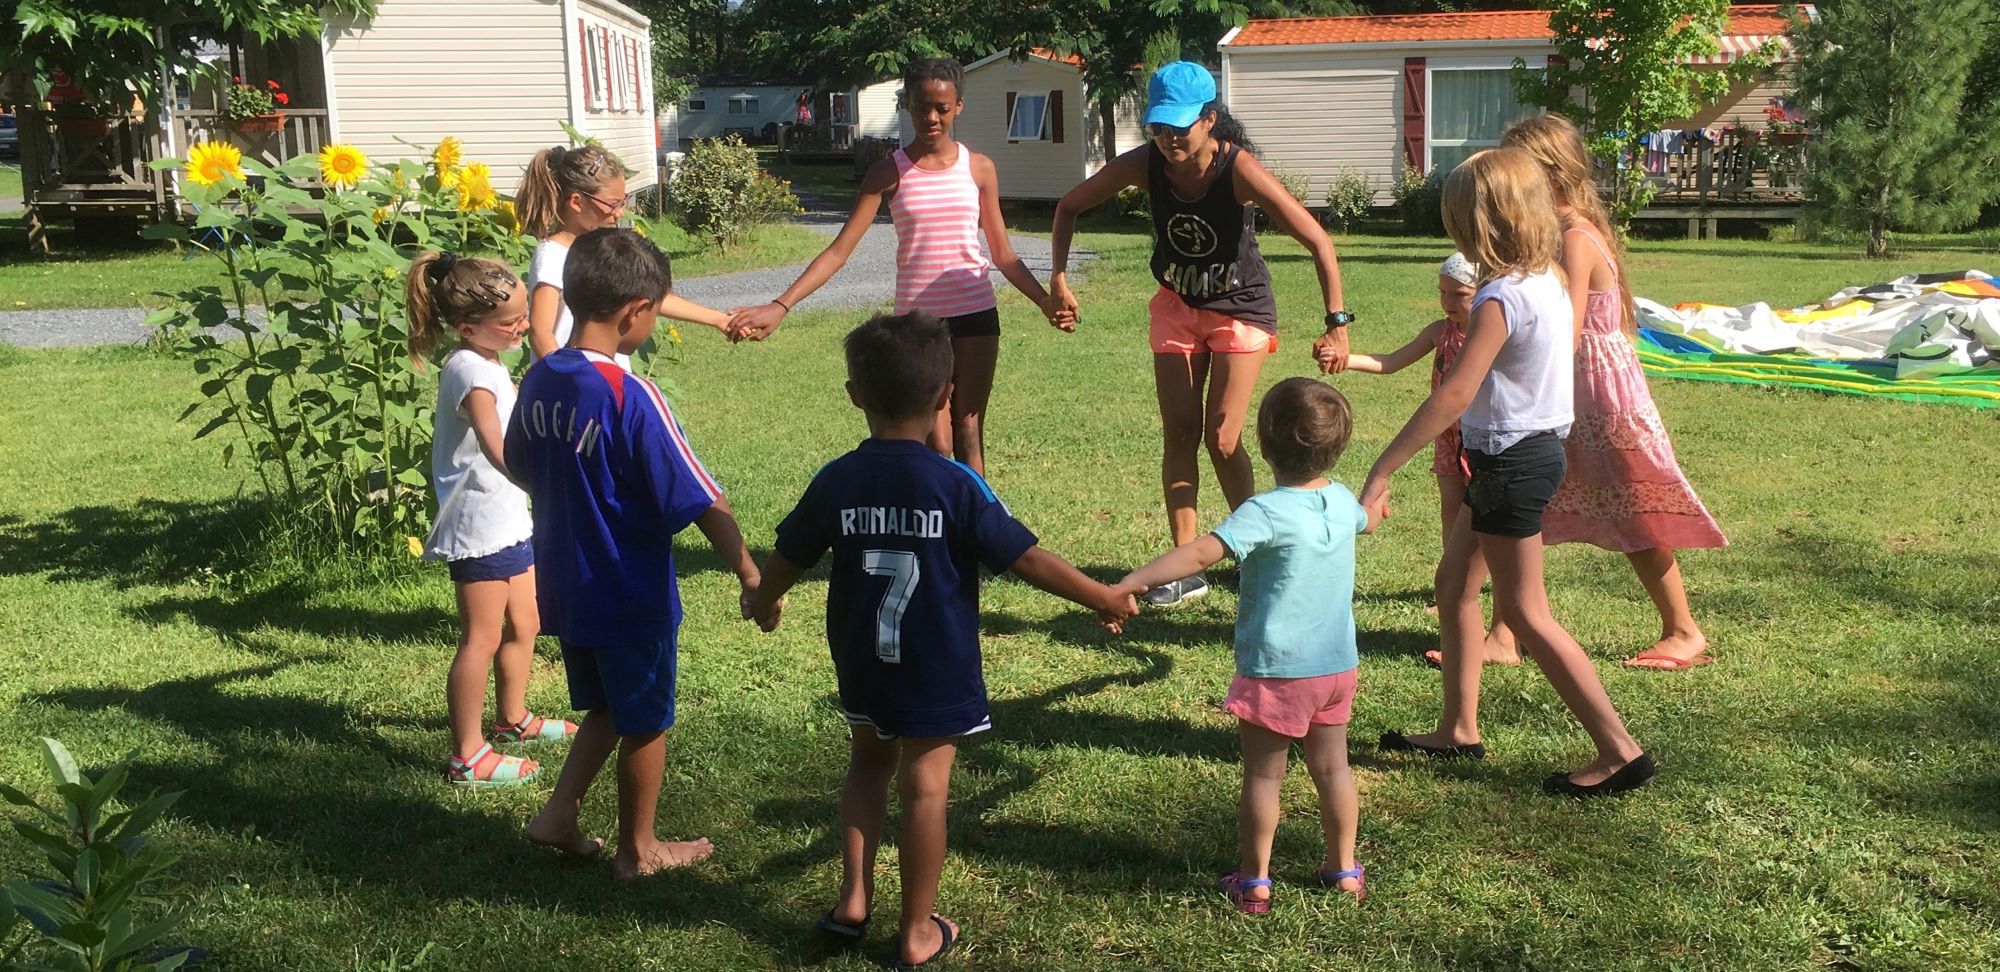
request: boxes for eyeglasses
[1148,122,1195,138]
[582,190,634,212]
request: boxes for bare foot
[611,837,714,880]
[1625,632,1710,669]
[1424,603,1440,617]
[899,915,958,967]
[525,813,604,859]
[1483,624,1522,665]
[1319,863,1363,895]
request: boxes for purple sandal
[1219,873,1273,914]
[1317,864,1366,901]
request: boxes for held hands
[1097,578,1147,634]
[1313,327,1351,374]
[739,576,784,632]
[1048,275,1080,332]
[724,302,787,343]
[1359,476,1392,528]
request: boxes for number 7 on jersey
[862,549,920,663]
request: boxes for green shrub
[145,137,526,556]
[1392,164,1446,236]
[1322,167,1376,233]
[0,738,189,972]
[1116,184,1151,222]
[1269,165,1313,209]
[670,135,803,249]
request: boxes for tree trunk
[1098,97,1118,165]
[1867,215,1888,258]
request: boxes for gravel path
[0,189,1092,349]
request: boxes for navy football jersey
[504,348,721,647]
[774,439,1038,737]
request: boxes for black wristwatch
[1324,310,1355,329]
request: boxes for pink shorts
[1223,668,1358,738]
[1148,288,1277,355]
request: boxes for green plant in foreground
[0,739,187,972]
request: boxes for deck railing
[167,108,332,172]
[1642,129,1811,205]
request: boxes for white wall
[577,0,657,188]
[960,56,1087,201]
[324,0,575,190]
[855,79,908,141]
[1084,85,1146,175]
[669,84,809,141]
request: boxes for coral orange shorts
[1147,288,1277,355]
[1223,668,1358,738]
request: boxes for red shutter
[1050,89,1064,143]
[600,29,612,111]
[1401,56,1426,169]
[579,21,594,111]
[1005,91,1017,139]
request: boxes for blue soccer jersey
[774,439,1038,737]
[504,348,721,647]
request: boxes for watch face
[1327,311,1354,326]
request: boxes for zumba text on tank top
[1147,143,1276,328]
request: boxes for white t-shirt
[424,349,534,561]
[1461,268,1574,454]
[530,238,632,371]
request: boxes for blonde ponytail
[513,143,624,239]
[404,251,522,362]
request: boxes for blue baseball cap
[1144,61,1216,129]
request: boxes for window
[685,98,706,112]
[1427,67,1539,173]
[728,96,759,116]
[1007,91,1050,141]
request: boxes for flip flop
[889,914,957,969]
[815,908,870,940]
[1622,651,1714,670]
[1219,873,1273,914]
[1316,864,1366,902]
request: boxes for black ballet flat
[1542,753,1658,798]
[1378,731,1486,761]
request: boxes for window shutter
[1005,91,1017,136]
[1050,89,1064,143]
[579,21,595,111]
[1401,56,1426,169]
[599,28,612,110]
[630,38,644,110]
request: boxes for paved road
[0,190,1092,349]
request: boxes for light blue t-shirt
[1211,483,1368,679]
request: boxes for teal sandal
[491,711,577,746]
[445,743,539,788]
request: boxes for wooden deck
[14,106,330,252]
[1629,129,1811,238]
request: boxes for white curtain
[1430,69,1536,171]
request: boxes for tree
[0,0,373,116]
[1512,0,1773,222]
[1794,0,2000,257]
[630,0,733,106]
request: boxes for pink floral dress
[1428,317,1469,481]
[1542,229,1727,552]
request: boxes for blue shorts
[561,638,677,735]
[447,540,534,583]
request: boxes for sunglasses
[1148,121,1195,138]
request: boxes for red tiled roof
[1224,4,1805,48]
[1028,48,1085,68]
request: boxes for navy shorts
[447,540,534,583]
[1463,432,1567,539]
[561,638,677,735]
[943,307,1001,340]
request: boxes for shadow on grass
[0,498,265,588]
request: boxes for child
[725,58,1072,476]
[743,312,1139,968]
[1046,60,1352,606]
[503,228,761,876]
[1362,148,1655,798]
[515,144,729,371]
[1499,115,1727,670]
[1122,378,1377,912]
[409,251,575,787]
[1339,254,1521,668]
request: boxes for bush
[1269,165,1313,209]
[1322,168,1375,233]
[0,738,190,971]
[670,134,803,249]
[145,136,526,555]
[1392,164,1446,236]
[1116,184,1151,222]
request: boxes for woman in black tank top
[1048,62,1352,604]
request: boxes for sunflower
[456,162,496,212]
[492,198,520,235]
[432,136,462,175]
[317,143,368,190]
[370,206,391,225]
[184,141,244,187]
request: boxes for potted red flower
[226,77,289,134]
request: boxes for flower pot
[1771,131,1808,147]
[54,117,112,138]
[232,112,286,134]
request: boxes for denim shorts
[1463,432,1567,538]
[446,539,534,583]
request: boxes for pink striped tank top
[890,145,994,318]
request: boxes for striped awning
[1688,32,1792,64]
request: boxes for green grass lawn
[2,222,1998,971]
[0,211,827,312]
